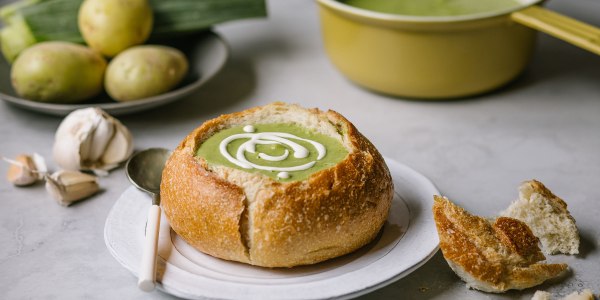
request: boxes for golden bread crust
[432,196,567,293]
[161,148,250,262]
[161,102,393,267]
[526,180,568,212]
[493,217,545,263]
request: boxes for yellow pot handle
[511,5,600,55]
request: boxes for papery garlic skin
[53,107,134,173]
[5,153,47,186]
[45,170,99,206]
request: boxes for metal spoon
[125,148,171,292]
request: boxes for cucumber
[0,0,267,62]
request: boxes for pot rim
[316,0,541,23]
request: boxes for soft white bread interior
[161,102,394,267]
[502,180,580,255]
[433,196,568,293]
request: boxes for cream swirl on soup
[196,123,348,181]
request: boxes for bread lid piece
[502,180,580,255]
[433,196,568,293]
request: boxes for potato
[105,45,189,102]
[78,0,153,57]
[11,41,106,103]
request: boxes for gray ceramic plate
[0,31,228,116]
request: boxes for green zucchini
[0,0,267,62]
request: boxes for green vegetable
[0,0,40,22]
[13,0,84,42]
[0,0,267,62]
[150,0,267,36]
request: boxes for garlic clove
[6,154,38,186]
[87,109,115,162]
[53,107,134,173]
[101,120,134,167]
[45,170,99,206]
[31,153,47,180]
[53,109,93,171]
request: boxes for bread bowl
[160,102,393,267]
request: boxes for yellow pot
[317,0,600,99]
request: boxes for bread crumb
[418,286,429,293]
[531,289,596,300]
[563,289,595,300]
[532,290,552,300]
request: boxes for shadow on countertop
[492,32,600,101]
[356,251,462,299]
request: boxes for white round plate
[104,158,440,300]
[0,31,228,116]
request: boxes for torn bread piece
[502,180,580,255]
[433,196,568,293]
[532,289,596,300]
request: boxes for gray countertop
[1,0,599,299]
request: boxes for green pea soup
[196,123,349,182]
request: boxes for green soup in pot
[196,123,349,182]
[340,0,521,16]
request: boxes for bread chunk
[433,196,568,293]
[502,180,580,255]
[161,102,394,267]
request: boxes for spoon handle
[138,204,161,292]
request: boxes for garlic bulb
[45,170,99,206]
[53,107,133,173]
[4,153,47,186]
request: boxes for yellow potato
[78,0,153,57]
[11,41,106,103]
[105,45,189,101]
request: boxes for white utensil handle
[138,204,161,292]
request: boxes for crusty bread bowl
[160,102,393,267]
